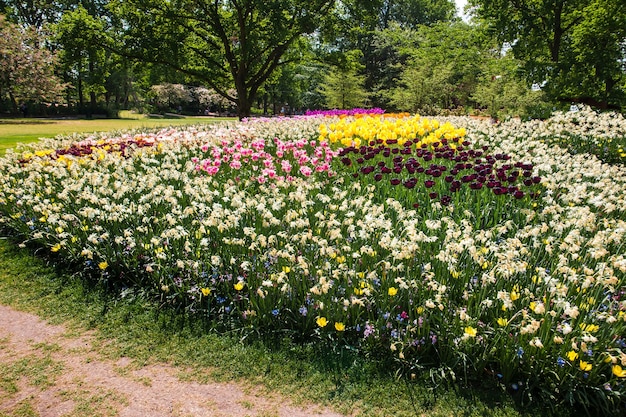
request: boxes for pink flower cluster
[195,137,338,184]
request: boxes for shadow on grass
[0,119,56,125]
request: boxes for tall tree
[0,0,64,28]
[470,0,626,108]
[0,14,65,114]
[54,5,110,114]
[111,0,335,118]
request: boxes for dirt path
[0,304,347,417]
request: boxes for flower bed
[0,112,625,413]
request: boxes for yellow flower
[612,365,626,378]
[510,290,520,301]
[388,287,398,296]
[201,287,211,296]
[335,322,345,332]
[51,243,61,253]
[234,282,244,291]
[282,266,291,273]
[567,350,579,361]
[98,261,108,270]
[354,287,364,295]
[464,326,477,338]
[497,317,508,327]
[579,360,592,372]
[316,316,328,327]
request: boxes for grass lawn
[0,110,235,154]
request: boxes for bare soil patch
[0,304,347,417]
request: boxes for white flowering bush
[0,112,625,414]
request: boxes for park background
[1,0,625,121]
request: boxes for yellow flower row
[318,114,466,148]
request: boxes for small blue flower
[516,347,524,358]
[299,306,308,316]
[557,357,565,367]
[272,308,280,316]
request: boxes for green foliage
[320,68,369,110]
[472,52,546,120]
[0,15,65,113]
[110,0,335,118]
[471,0,626,109]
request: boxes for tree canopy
[0,0,624,117]
[0,15,64,112]
[470,0,626,108]
[110,0,335,118]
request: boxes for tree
[320,67,369,110]
[386,22,489,112]
[472,52,545,120]
[54,5,110,114]
[0,15,65,114]
[150,83,192,112]
[0,0,64,28]
[470,0,626,109]
[110,0,335,118]
[319,50,369,110]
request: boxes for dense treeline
[0,0,624,118]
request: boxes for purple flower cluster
[336,138,541,209]
[305,108,385,117]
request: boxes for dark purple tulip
[532,176,541,184]
[445,175,454,183]
[470,182,483,190]
[393,166,403,174]
[381,166,392,174]
[514,190,525,199]
[352,173,359,178]
[429,192,438,199]
[374,173,383,181]
[356,157,364,164]
[341,157,352,166]
[523,179,533,186]
[413,203,420,208]
[425,180,435,188]
[390,178,401,186]
[392,148,399,154]
[403,179,417,189]
[388,139,398,145]
[440,195,452,206]
[361,166,375,175]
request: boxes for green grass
[0,110,235,154]
[0,238,563,417]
